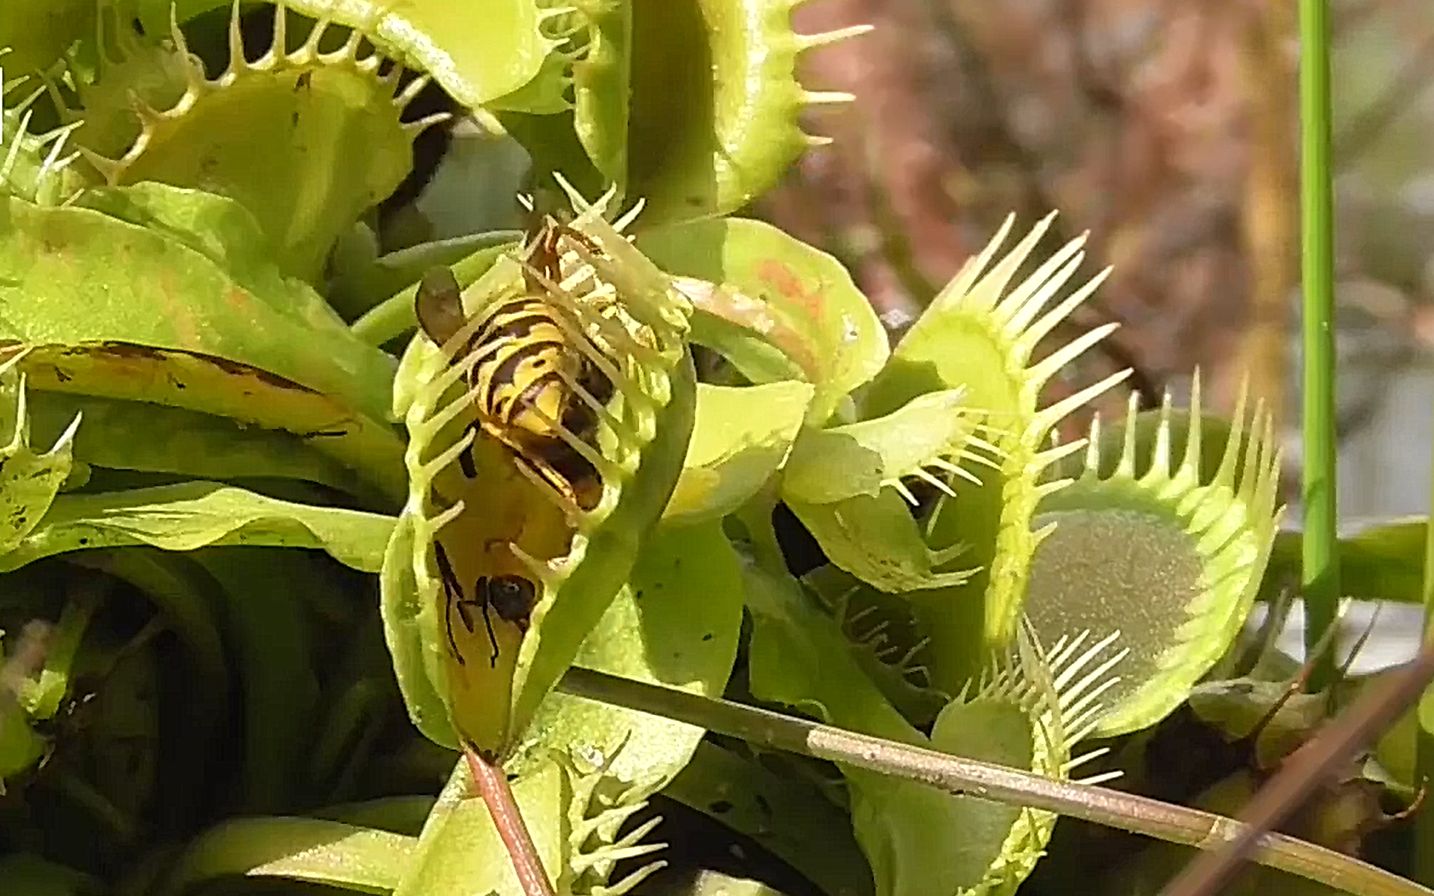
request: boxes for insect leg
[454,574,487,635]
[476,577,500,667]
[433,542,466,665]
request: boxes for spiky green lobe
[50,2,192,160]
[1024,380,1282,736]
[385,198,695,755]
[804,565,948,725]
[625,0,861,223]
[860,214,1129,691]
[0,91,83,204]
[67,3,445,283]
[394,747,665,896]
[131,0,556,110]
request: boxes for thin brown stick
[1161,642,1434,896]
[463,744,555,896]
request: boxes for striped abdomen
[469,295,613,454]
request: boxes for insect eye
[488,575,536,622]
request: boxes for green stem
[1299,0,1340,692]
[350,290,420,347]
[558,668,1432,896]
[1415,466,1434,877]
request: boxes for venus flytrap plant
[5,3,1407,894]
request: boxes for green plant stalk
[1299,0,1340,692]
[1415,420,1434,882]
[558,668,1433,896]
[350,292,419,346]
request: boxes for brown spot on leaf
[756,259,824,321]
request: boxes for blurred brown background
[758,0,1434,518]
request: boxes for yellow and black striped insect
[415,217,615,515]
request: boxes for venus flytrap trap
[780,387,988,593]
[852,214,1130,691]
[624,0,863,224]
[384,197,695,757]
[57,0,450,284]
[1024,376,1283,736]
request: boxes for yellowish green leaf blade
[663,382,813,527]
[2,482,395,574]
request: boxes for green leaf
[510,521,744,786]
[27,392,366,495]
[333,231,521,325]
[350,237,521,348]
[782,389,972,505]
[0,195,404,498]
[2,482,395,574]
[787,491,971,593]
[663,382,813,527]
[194,549,324,813]
[0,854,100,896]
[638,217,888,423]
[161,817,416,895]
[0,363,79,552]
[665,742,876,896]
[395,758,567,896]
[74,185,337,323]
[1267,517,1426,604]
